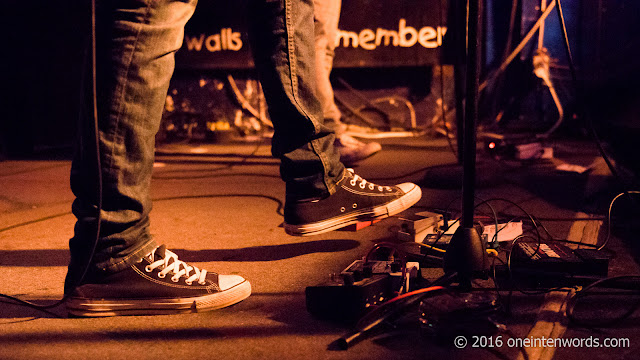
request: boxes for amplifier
[176,0,452,70]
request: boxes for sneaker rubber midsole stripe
[66,281,251,314]
[285,185,421,235]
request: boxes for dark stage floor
[1,136,639,360]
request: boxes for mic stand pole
[443,0,489,287]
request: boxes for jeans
[66,0,343,288]
[313,0,342,133]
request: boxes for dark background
[2,0,639,160]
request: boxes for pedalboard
[305,260,419,323]
[481,132,553,161]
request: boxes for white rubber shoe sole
[284,183,422,236]
[66,277,251,317]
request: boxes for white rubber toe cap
[397,182,420,194]
[218,274,247,290]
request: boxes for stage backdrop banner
[176,0,448,70]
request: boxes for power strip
[507,241,611,286]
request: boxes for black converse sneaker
[284,169,422,236]
[65,245,251,317]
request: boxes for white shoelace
[147,249,208,285]
[346,169,391,192]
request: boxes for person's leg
[248,0,344,201]
[312,0,381,166]
[65,0,250,317]
[67,0,191,286]
[313,0,342,128]
[248,0,421,236]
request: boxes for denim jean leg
[248,0,344,201]
[313,0,342,131]
[66,0,197,291]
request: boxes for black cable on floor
[0,0,102,314]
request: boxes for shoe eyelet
[340,207,346,212]
[185,280,193,285]
[359,183,366,189]
[157,273,166,279]
[350,180,356,186]
[171,276,180,283]
[198,281,207,285]
[368,184,374,190]
[386,186,392,191]
[352,203,357,209]
[378,186,383,192]
[145,265,152,272]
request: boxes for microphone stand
[443,0,489,286]
[334,1,495,349]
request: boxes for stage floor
[1,136,638,360]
